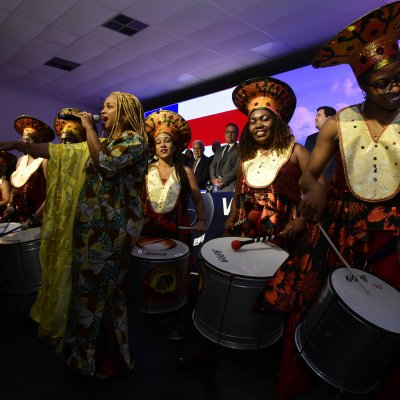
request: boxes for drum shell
[0,237,41,294]
[126,238,189,314]
[295,271,400,394]
[194,259,283,350]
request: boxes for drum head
[331,268,400,334]
[132,237,189,260]
[200,236,289,278]
[0,224,40,244]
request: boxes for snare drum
[194,236,289,350]
[126,237,190,313]
[0,226,41,294]
[295,267,400,394]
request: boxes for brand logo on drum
[212,249,228,263]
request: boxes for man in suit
[209,123,239,192]
[187,140,210,190]
[304,106,336,181]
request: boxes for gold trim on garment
[338,106,400,201]
[243,138,295,188]
[147,164,180,213]
[10,155,44,188]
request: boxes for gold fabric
[30,142,90,338]
[243,138,295,187]
[338,106,400,201]
[146,164,180,213]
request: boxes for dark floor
[0,291,379,400]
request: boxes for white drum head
[331,268,400,334]
[0,222,21,233]
[131,236,189,260]
[0,226,40,244]
[200,236,289,278]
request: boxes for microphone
[57,113,100,123]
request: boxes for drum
[126,237,190,313]
[0,226,41,294]
[295,267,400,394]
[194,236,289,350]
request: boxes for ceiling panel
[0,0,392,110]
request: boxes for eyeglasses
[367,76,400,94]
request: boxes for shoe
[178,349,217,367]
[169,328,184,341]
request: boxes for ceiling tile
[111,57,163,79]
[0,0,24,13]
[85,48,135,70]
[209,0,260,13]
[157,2,228,37]
[37,26,79,47]
[123,0,199,25]
[86,72,128,90]
[60,38,109,64]
[90,0,139,10]
[144,39,202,65]
[210,30,273,57]
[184,15,253,47]
[167,49,224,74]
[86,26,130,47]
[252,41,295,59]
[63,64,105,84]
[13,0,81,25]
[191,58,243,80]
[116,26,177,57]
[229,51,268,68]
[0,15,45,46]
[52,0,114,36]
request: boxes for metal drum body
[194,236,289,350]
[126,237,190,313]
[0,226,41,294]
[295,267,400,394]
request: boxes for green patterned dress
[62,132,147,376]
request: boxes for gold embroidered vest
[338,106,400,202]
[243,138,295,188]
[11,155,44,188]
[147,164,180,213]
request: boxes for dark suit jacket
[209,142,239,192]
[187,155,211,190]
[304,132,336,181]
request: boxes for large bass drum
[194,236,289,350]
[295,267,400,393]
[126,237,189,313]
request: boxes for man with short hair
[209,123,239,192]
[304,106,336,180]
[187,140,210,190]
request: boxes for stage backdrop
[145,63,365,154]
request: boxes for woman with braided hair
[0,92,149,379]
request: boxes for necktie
[193,158,199,173]
[221,145,230,163]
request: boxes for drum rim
[329,266,400,336]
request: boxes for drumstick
[231,234,276,251]
[318,223,370,294]
[0,225,21,238]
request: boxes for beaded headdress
[232,77,296,123]
[54,108,86,142]
[14,115,55,143]
[312,1,400,79]
[145,110,191,153]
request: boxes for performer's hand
[194,219,206,234]
[297,182,327,222]
[224,216,236,232]
[279,217,306,240]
